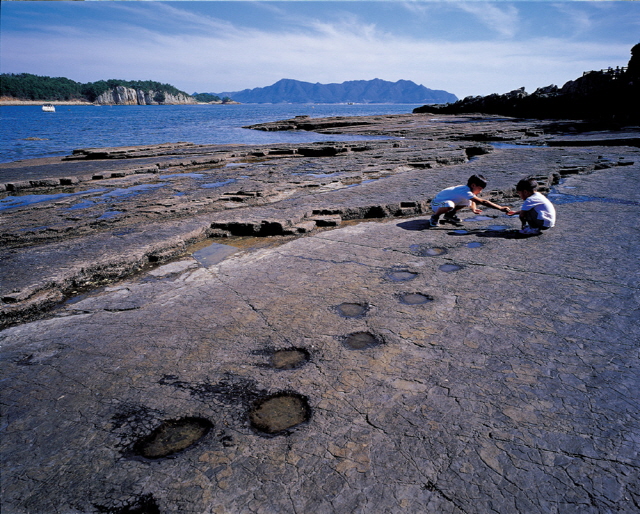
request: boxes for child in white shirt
[507,177,556,235]
[429,174,510,227]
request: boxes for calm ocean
[0,104,421,164]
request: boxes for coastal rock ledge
[1,112,640,514]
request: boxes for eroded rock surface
[1,113,640,513]
[3,113,637,329]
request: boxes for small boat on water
[42,104,55,112]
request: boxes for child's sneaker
[443,212,461,223]
[429,216,440,227]
[520,226,541,235]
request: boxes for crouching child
[429,174,510,227]
[507,177,556,235]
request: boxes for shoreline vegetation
[0,74,235,105]
[0,98,239,106]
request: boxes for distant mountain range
[209,78,457,104]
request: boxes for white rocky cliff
[94,86,196,105]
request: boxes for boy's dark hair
[467,174,487,188]
[516,177,539,192]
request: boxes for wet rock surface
[1,113,640,513]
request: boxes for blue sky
[1,1,638,99]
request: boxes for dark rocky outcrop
[414,43,640,123]
[213,78,457,104]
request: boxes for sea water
[0,104,421,164]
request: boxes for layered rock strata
[1,113,638,329]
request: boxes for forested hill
[0,73,192,103]
[212,78,457,104]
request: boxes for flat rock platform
[1,114,639,513]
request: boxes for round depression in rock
[271,348,310,370]
[342,331,382,350]
[386,270,418,282]
[399,293,434,305]
[336,302,368,318]
[439,264,462,273]
[133,417,213,459]
[249,393,311,435]
[422,247,448,257]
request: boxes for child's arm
[471,196,510,214]
[507,210,521,216]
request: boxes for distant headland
[208,78,457,105]
[414,43,640,123]
[0,75,234,106]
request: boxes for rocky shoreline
[1,113,639,328]
[1,112,640,513]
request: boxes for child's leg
[430,201,455,226]
[520,209,541,229]
[433,206,453,216]
[431,200,455,217]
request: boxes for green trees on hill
[1,73,83,101]
[193,93,222,103]
[0,73,192,102]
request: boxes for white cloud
[454,2,520,38]
[1,3,633,99]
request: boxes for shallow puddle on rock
[191,242,238,267]
[271,348,310,370]
[547,192,639,206]
[399,293,433,305]
[452,229,469,235]
[487,225,509,231]
[1,188,107,212]
[336,302,368,318]
[100,183,167,201]
[158,172,205,180]
[465,215,493,222]
[249,393,311,435]
[439,264,462,273]
[343,331,383,350]
[98,210,123,220]
[467,241,483,248]
[201,178,237,189]
[387,270,418,281]
[133,417,212,459]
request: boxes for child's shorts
[431,200,456,212]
